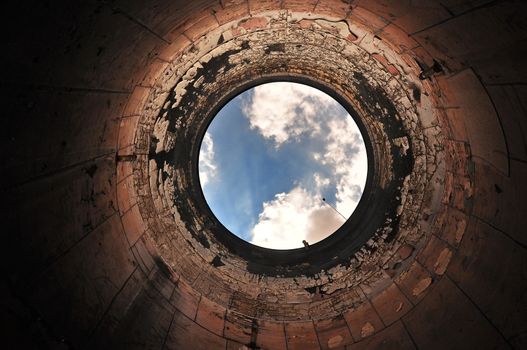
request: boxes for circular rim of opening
[194,76,375,256]
[193,80,373,251]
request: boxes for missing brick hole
[410,83,421,102]
[419,59,444,80]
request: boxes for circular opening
[198,82,368,250]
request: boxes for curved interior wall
[2,1,527,349]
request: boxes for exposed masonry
[128,10,470,323]
[6,0,525,348]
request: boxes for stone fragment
[361,322,375,338]
[412,277,432,296]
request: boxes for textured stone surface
[2,0,526,349]
[403,277,508,349]
[131,10,448,332]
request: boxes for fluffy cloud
[321,118,368,215]
[243,82,368,248]
[198,132,216,187]
[250,186,344,249]
[314,173,330,189]
[242,82,333,144]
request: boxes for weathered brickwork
[119,6,469,341]
[8,0,526,349]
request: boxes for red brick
[221,0,246,5]
[195,297,226,336]
[409,46,436,73]
[472,161,527,247]
[224,311,253,344]
[297,19,315,29]
[229,291,258,316]
[282,0,318,12]
[184,14,219,42]
[238,16,269,31]
[487,85,527,161]
[314,0,351,19]
[372,53,400,76]
[137,58,169,87]
[354,0,450,34]
[347,7,389,32]
[346,321,416,350]
[130,237,156,275]
[118,115,139,151]
[400,51,424,76]
[358,270,393,298]
[417,235,453,276]
[314,315,354,349]
[170,280,201,320]
[378,24,419,53]
[116,174,136,215]
[285,321,319,350]
[178,7,217,32]
[395,262,433,304]
[384,244,416,278]
[226,339,247,350]
[256,320,287,350]
[442,171,472,212]
[248,0,281,14]
[158,34,192,62]
[343,302,384,341]
[122,86,150,117]
[371,284,412,326]
[444,139,470,176]
[439,207,468,247]
[328,288,362,315]
[403,278,507,349]
[121,204,147,245]
[343,31,357,42]
[448,218,527,346]
[165,310,227,349]
[116,158,133,184]
[213,2,250,25]
[396,244,415,261]
[150,269,176,300]
[437,70,508,174]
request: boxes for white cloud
[321,118,368,216]
[242,82,333,145]
[243,82,368,222]
[314,173,330,189]
[250,186,344,249]
[198,132,217,187]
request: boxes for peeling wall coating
[138,11,442,320]
[2,1,526,350]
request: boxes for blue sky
[199,82,367,249]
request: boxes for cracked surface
[132,9,449,322]
[5,0,526,349]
